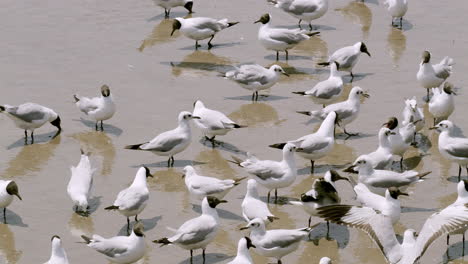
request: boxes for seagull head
[171,18,182,36]
[143,166,153,178]
[283,142,304,153]
[443,82,456,95]
[382,127,396,137]
[347,156,371,172]
[404,97,418,112]
[182,165,195,178]
[100,84,111,97]
[244,237,256,249]
[240,218,264,231]
[51,235,62,248]
[270,65,289,77]
[184,1,193,13]
[206,196,227,208]
[387,187,409,200]
[254,13,270,24]
[359,42,371,57]
[350,86,369,100]
[133,221,145,237]
[6,181,22,200]
[319,257,332,264]
[421,50,431,64]
[383,116,398,130]
[429,120,453,133]
[178,111,201,123]
[50,115,62,137]
[332,61,340,71]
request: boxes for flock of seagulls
[0,0,467,264]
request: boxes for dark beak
[254,19,261,24]
[170,28,177,36]
[239,226,249,230]
[365,51,371,57]
[343,165,357,173]
[182,174,186,178]
[282,72,290,77]
[399,191,409,196]
[191,116,201,119]
[429,126,438,130]
[15,193,22,201]
[362,93,370,98]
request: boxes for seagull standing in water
[43,236,69,264]
[81,222,146,264]
[154,196,227,264]
[271,0,329,30]
[255,13,320,61]
[0,103,61,144]
[0,180,22,224]
[224,64,289,101]
[105,167,153,234]
[384,0,408,28]
[317,42,371,82]
[416,50,454,100]
[270,111,338,173]
[402,97,424,142]
[293,61,343,107]
[192,100,246,146]
[242,179,279,223]
[153,0,193,18]
[431,120,468,181]
[429,82,456,126]
[227,237,256,264]
[353,127,395,170]
[171,17,239,49]
[230,143,301,203]
[384,117,416,170]
[68,149,95,215]
[125,111,200,167]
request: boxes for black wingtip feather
[124,143,144,150]
[317,62,330,66]
[104,205,119,210]
[269,143,286,149]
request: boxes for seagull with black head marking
[429,82,456,126]
[43,235,69,264]
[383,117,417,170]
[68,149,95,215]
[224,64,289,101]
[154,196,227,264]
[81,222,146,264]
[227,237,256,264]
[290,170,349,230]
[73,84,116,131]
[153,0,193,18]
[317,42,371,82]
[171,17,239,49]
[0,180,22,224]
[416,50,454,100]
[105,167,153,234]
[125,111,200,167]
[255,13,320,61]
[0,102,61,144]
[271,0,329,30]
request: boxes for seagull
[43,235,69,264]
[242,179,279,223]
[384,117,416,170]
[81,222,146,264]
[73,84,116,131]
[192,100,246,146]
[104,167,153,234]
[401,97,425,142]
[354,183,407,225]
[153,0,193,18]
[0,102,61,144]
[270,111,338,173]
[297,86,369,137]
[125,111,200,167]
[289,170,349,229]
[240,218,312,264]
[344,156,430,195]
[171,17,239,49]
[353,127,395,170]
[416,50,454,99]
[68,149,95,215]
[430,120,468,181]
[317,42,371,82]
[271,0,329,30]
[183,165,246,200]
[293,61,343,107]
[383,0,408,28]
[227,237,256,264]
[229,143,301,203]
[446,180,468,248]
[0,180,22,224]
[153,196,227,264]
[255,13,320,61]
[224,64,289,101]
[319,257,332,264]
[317,184,468,264]
[429,82,456,126]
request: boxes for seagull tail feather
[267,216,280,222]
[104,205,119,210]
[233,176,248,185]
[269,143,286,149]
[81,235,92,244]
[233,123,247,128]
[317,62,330,66]
[296,111,312,116]
[73,95,80,103]
[417,171,431,179]
[227,22,239,28]
[153,238,172,247]
[124,143,144,150]
[227,156,243,166]
[292,91,306,95]
[305,32,320,37]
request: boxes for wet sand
[0,0,468,263]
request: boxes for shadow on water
[179,42,243,51]
[443,241,468,263]
[308,222,350,249]
[164,50,236,77]
[7,130,60,150]
[228,103,284,128]
[191,204,244,221]
[336,1,373,39]
[198,138,246,155]
[117,215,162,236]
[2,209,27,228]
[224,94,290,102]
[74,118,123,136]
[178,253,231,264]
[137,160,206,168]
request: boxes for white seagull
[105,167,153,234]
[242,179,279,223]
[270,111,338,173]
[0,102,61,144]
[319,257,332,264]
[384,0,408,28]
[384,117,416,170]
[293,61,343,107]
[43,235,69,264]
[154,196,227,263]
[271,0,329,30]
[68,149,95,215]
[192,100,245,146]
[344,156,430,195]
[255,13,320,61]
[431,120,468,181]
[224,64,289,101]
[153,0,193,18]
[447,180,468,247]
[317,42,371,82]
[0,180,22,224]
[240,218,312,264]
[297,86,369,137]
[183,165,245,200]
[125,111,200,167]
[401,97,425,141]
[74,84,116,131]
[429,82,456,126]
[290,170,349,228]
[230,143,301,203]
[416,50,454,99]
[353,127,395,170]
[318,183,468,264]
[171,17,239,49]
[227,237,256,264]
[81,222,146,264]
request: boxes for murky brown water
[1,0,468,263]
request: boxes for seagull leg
[298,19,302,29]
[426,88,430,102]
[167,158,171,167]
[285,50,289,61]
[208,136,216,148]
[447,234,450,245]
[251,93,255,101]
[309,23,313,31]
[171,156,175,166]
[327,220,330,238]
[278,259,282,264]
[465,166,468,178]
[400,157,404,171]
[190,250,193,264]
[463,233,465,253]
[127,217,130,235]
[3,208,6,224]
[267,191,271,203]
[207,35,215,50]
[195,41,199,50]
[100,120,104,131]
[310,160,315,174]
[274,189,278,204]
[202,249,206,264]
[276,51,279,61]
[255,91,259,101]
[135,215,138,221]
[400,17,403,29]
[350,72,354,82]
[24,130,28,144]
[31,131,34,144]
[459,165,462,182]
[308,216,311,227]
[343,128,358,138]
